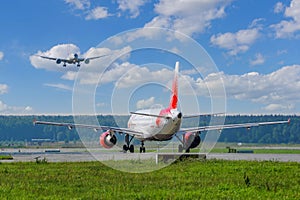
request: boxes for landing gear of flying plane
[123,134,135,153]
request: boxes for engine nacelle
[99,130,117,149]
[84,59,90,64]
[56,59,62,64]
[184,132,201,149]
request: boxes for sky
[0,0,300,115]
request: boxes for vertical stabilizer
[169,62,179,109]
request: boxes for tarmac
[1,148,300,163]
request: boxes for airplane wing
[183,113,224,118]
[33,120,143,137]
[38,55,68,62]
[85,54,108,60]
[39,55,57,61]
[180,118,290,133]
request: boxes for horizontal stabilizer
[130,112,171,119]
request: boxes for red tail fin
[169,62,179,109]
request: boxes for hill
[0,115,299,145]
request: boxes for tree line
[0,115,299,144]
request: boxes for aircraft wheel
[178,144,183,153]
[123,144,128,153]
[129,145,134,153]
[139,147,146,153]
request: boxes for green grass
[253,149,300,154]
[0,160,299,199]
[0,155,13,160]
[208,148,300,154]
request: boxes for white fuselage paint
[127,108,182,141]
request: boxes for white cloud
[0,51,4,60]
[65,0,90,10]
[191,65,300,111]
[44,83,73,91]
[277,49,288,55]
[0,82,33,114]
[274,2,285,13]
[0,101,8,111]
[271,0,300,38]
[54,46,133,85]
[150,0,232,36]
[0,100,33,114]
[60,60,300,113]
[64,0,111,20]
[119,0,232,40]
[117,0,148,18]
[210,26,260,55]
[30,44,124,74]
[264,103,294,112]
[25,106,33,112]
[96,102,106,107]
[85,7,110,20]
[115,64,174,89]
[136,97,155,109]
[63,61,173,87]
[0,84,8,94]
[30,43,80,71]
[250,53,265,66]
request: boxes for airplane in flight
[37,53,107,67]
[34,62,290,153]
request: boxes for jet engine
[84,59,90,64]
[99,130,117,148]
[184,132,201,149]
[56,59,62,64]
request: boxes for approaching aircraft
[34,62,290,153]
[37,53,107,67]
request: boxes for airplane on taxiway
[37,53,107,67]
[34,62,290,153]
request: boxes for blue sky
[0,0,300,115]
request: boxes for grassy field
[0,155,13,160]
[0,160,299,199]
[208,148,300,154]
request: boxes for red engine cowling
[184,132,201,149]
[99,130,117,148]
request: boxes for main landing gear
[123,134,134,153]
[140,141,146,153]
[178,144,190,153]
[176,132,201,153]
[122,134,146,153]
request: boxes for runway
[1,148,300,163]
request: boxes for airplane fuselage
[127,108,182,141]
[65,57,84,64]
